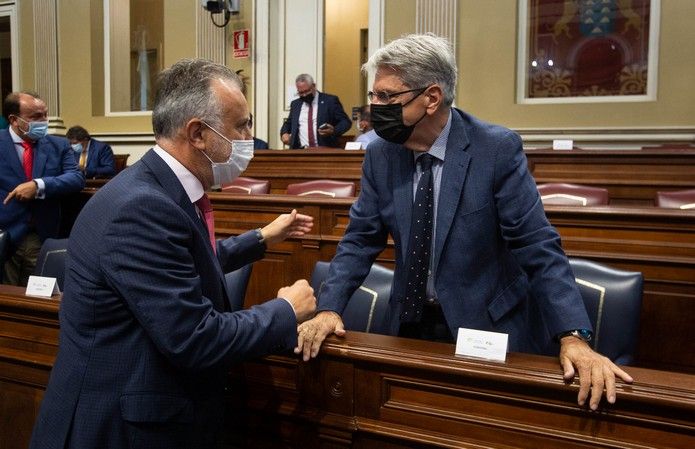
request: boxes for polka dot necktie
[400,154,434,323]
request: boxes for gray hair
[295,73,315,85]
[152,58,243,138]
[362,33,457,106]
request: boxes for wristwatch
[557,329,592,343]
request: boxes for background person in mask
[354,104,377,148]
[29,59,317,449]
[66,125,116,179]
[294,34,633,412]
[0,91,84,285]
[280,73,351,148]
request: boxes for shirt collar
[152,145,205,203]
[414,108,452,163]
[9,126,23,144]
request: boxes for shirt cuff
[34,178,46,199]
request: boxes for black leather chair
[311,261,392,334]
[568,258,643,365]
[225,263,253,312]
[33,238,70,290]
[0,229,8,283]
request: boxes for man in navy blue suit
[295,34,633,411]
[280,73,351,148]
[29,59,316,449]
[0,91,84,285]
[65,125,116,178]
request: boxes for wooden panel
[2,284,694,448]
[242,148,366,194]
[525,149,695,206]
[227,333,695,448]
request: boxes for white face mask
[200,121,254,188]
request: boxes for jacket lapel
[0,130,26,179]
[392,143,415,263]
[433,110,470,274]
[140,150,227,292]
[32,139,49,179]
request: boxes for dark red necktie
[307,102,316,147]
[21,140,33,180]
[195,194,216,254]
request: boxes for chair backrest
[568,258,643,365]
[221,177,270,195]
[286,180,356,198]
[33,238,69,290]
[0,229,8,283]
[225,263,253,312]
[113,154,130,173]
[310,261,392,334]
[537,183,609,206]
[654,188,695,209]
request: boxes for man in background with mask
[66,125,116,179]
[29,59,316,449]
[280,73,351,148]
[0,91,84,285]
[354,104,377,148]
[295,34,633,412]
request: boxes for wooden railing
[1,287,694,449]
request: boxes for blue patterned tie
[400,154,434,323]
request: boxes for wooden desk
[208,193,695,373]
[242,148,366,194]
[1,289,693,449]
[229,333,695,448]
[525,148,695,206]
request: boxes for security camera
[201,0,239,27]
[201,0,239,15]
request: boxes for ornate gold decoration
[619,63,647,95]
[530,67,572,97]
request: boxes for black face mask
[370,90,428,144]
[300,93,314,104]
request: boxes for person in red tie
[0,91,84,285]
[280,73,351,148]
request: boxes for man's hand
[260,209,313,246]
[294,311,345,361]
[281,133,291,145]
[3,181,38,205]
[277,279,316,323]
[559,336,633,410]
[317,123,335,136]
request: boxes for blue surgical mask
[200,120,254,188]
[17,117,49,140]
[71,143,83,153]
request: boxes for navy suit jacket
[317,109,591,354]
[73,138,116,178]
[280,92,351,148]
[0,130,84,247]
[30,150,297,449]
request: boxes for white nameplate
[25,275,61,298]
[552,139,574,150]
[455,327,508,362]
[344,141,363,150]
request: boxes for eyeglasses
[367,87,428,104]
